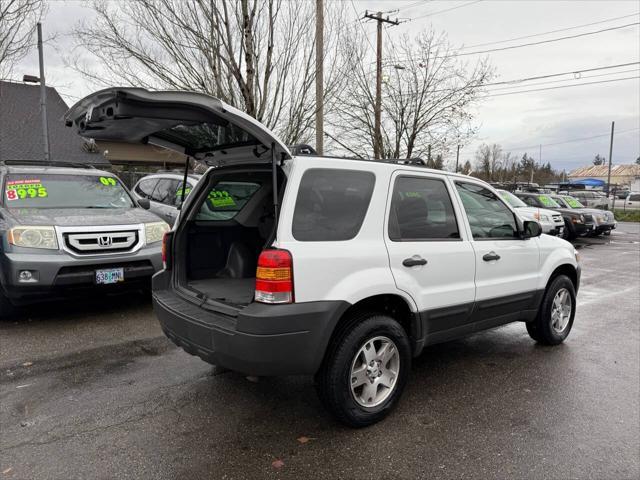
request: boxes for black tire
[563,219,576,240]
[315,313,411,428]
[0,288,16,320]
[526,274,576,345]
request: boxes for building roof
[568,164,640,178]
[0,81,109,166]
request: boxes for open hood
[64,88,291,166]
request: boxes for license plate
[95,268,124,285]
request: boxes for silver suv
[0,161,169,316]
[132,172,201,226]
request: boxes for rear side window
[196,181,261,221]
[292,169,375,241]
[389,176,459,241]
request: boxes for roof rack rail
[0,160,97,169]
[289,144,317,156]
[382,158,426,166]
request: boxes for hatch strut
[271,143,279,223]
[179,156,190,209]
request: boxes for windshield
[498,190,527,208]
[538,195,560,208]
[3,174,134,209]
[562,196,584,208]
[550,196,569,208]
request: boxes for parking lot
[0,223,638,480]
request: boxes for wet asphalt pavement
[1,224,638,480]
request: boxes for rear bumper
[152,279,349,376]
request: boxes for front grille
[582,214,593,223]
[64,230,138,254]
[552,214,563,224]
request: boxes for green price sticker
[208,190,236,207]
[538,195,555,207]
[99,177,117,186]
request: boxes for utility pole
[37,23,50,162]
[315,0,324,155]
[606,121,615,195]
[364,10,399,160]
[455,145,460,172]
[427,144,432,167]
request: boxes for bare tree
[330,28,493,161]
[0,0,44,78]
[474,143,503,181]
[69,0,348,145]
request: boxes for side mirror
[137,198,151,210]
[522,220,542,239]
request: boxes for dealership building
[568,164,640,191]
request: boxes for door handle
[402,256,427,267]
[483,252,501,262]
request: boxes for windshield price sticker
[99,176,117,186]
[208,190,236,207]
[538,195,555,207]
[5,179,48,201]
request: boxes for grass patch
[613,209,640,222]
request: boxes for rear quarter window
[292,168,375,241]
[196,181,261,221]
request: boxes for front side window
[151,179,180,205]
[455,182,518,239]
[3,174,133,209]
[196,180,261,221]
[292,169,375,241]
[135,178,157,199]
[389,176,459,241]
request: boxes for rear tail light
[255,249,293,304]
[162,232,173,270]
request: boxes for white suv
[66,88,581,427]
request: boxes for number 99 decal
[99,177,117,186]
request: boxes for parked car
[620,192,640,209]
[66,88,581,427]
[496,189,564,236]
[568,190,609,210]
[132,172,201,225]
[514,192,595,240]
[0,161,169,316]
[550,194,616,236]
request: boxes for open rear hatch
[65,87,291,165]
[65,88,291,310]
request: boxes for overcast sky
[11,0,640,172]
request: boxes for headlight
[8,226,58,250]
[541,214,550,222]
[572,215,584,224]
[145,222,170,244]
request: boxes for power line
[349,0,376,55]
[484,75,639,97]
[487,68,639,91]
[411,0,483,20]
[449,22,639,57]
[396,0,431,14]
[458,12,639,50]
[483,61,640,87]
[503,128,640,152]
